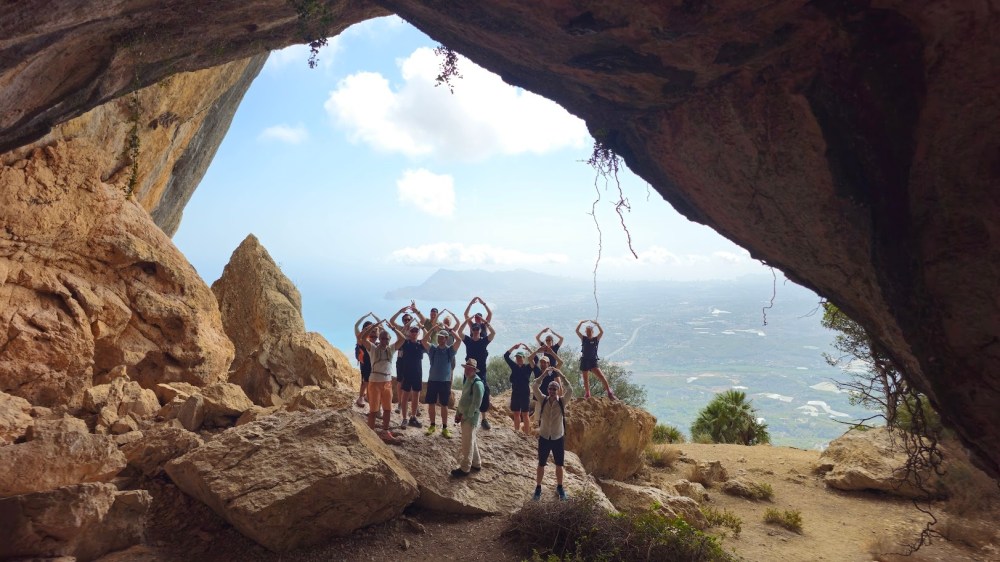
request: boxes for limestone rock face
[673,479,709,503]
[390,424,613,514]
[121,425,203,477]
[165,410,417,552]
[82,376,160,434]
[819,428,944,499]
[212,235,358,407]
[597,479,707,529]
[0,139,234,407]
[0,417,126,497]
[690,460,730,487]
[198,381,255,424]
[285,385,356,412]
[564,399,656,480]
[0,391,33,445]
[0,482,151,561]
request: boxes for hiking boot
[441,427,453,439]
[480,418,491,430]
[450,468,470,478]
[557,486,567,501]
[532,487,542,501]
[425,425,437,436]
[408,417,422,428]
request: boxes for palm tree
[690,390,770,445]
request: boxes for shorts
[424,381,451,406]
[360,365,371,383]
[538,436,565,467]
[510,387,530,412]
[367,381,392,413]
[400,374,422,393]
[580,355,598,371]
[476,370,490,412]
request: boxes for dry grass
[940,458,1000,518]
[866,535,933,562]
[645,444,682,469]
[701,506,742,538]
[762,508,803,534]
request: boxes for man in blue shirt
[422,325,461,438]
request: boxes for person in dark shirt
[576,319,615,400]
[353,315,377,408]
[530,349,563,421]
[535,327,563,366]
[459,296,495,429]
[391,305,427,428]
[505,343,534,434]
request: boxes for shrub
[652,423,685,444]
[644,444,681,469]
[504,491,736,561]
[762,508,803,534]
[690,390,770,445]
[723,480,774,501]
[700,507,742,537]
[750,482,774,501]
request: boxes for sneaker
[441,427,453,439]
[380,431,401,445]
[425,425,437,436]
[399,420,408,430]
[532,487,542,501]
[481,418,491,430]
[408,417,423,428]
[355,397,365,408]
[471,465,482,472]
[557,486,567,501]
[395,406,401,414]
[451,468,470,478]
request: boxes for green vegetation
[507,492,736,562]
[652,423,685,444]
[433,44,462,92]
[744,482,774,501]
[690,390,770,445]
[763,508,803,534]
[288,0,333,68]
[700,507,742,537]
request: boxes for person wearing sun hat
[451,358,485,477]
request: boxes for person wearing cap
[353,314,377,409]
[452,358,485,477]
[529,350,563,421]
[532,366,572,500]
[535,328,564,366]
[357,320,399,443]
[505,343,534,434]
[422,324,461,438]
[459,297,496,429]
[390,305,427,429]
[576,319,616,400]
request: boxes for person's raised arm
[354,313,373,338]
[557,370,573,401]
[551,330,564,348]
[575,319,586,339]
[532,368,545,400]
[450,328,462,351]
[463,298,476,320]
[389,306,408,328]
[551,351,564,370]
[592,320,604,339]
[357,322,376,349]
[389,321,406,350]
[535,328,547,347]
[456,317,469,338]
[480,298,493,324]
[421,325,434,351]
[411,302,426,325]
[485,321,496,342]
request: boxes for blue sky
[173,16,769,302]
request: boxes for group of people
[353,297,615,499]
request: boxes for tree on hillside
[477,350,646,408]
[690,390,770,445]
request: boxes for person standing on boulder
[535,327,564,366]
[452,358,485,477]
[423,325,461,438]
[532,366,572,500]
[576,319,615,400]
[459,297,495,430]
[353,314,376,409]
[505,343,534,435]
[357,320,398,443]
[390,305,426,430]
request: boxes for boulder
[176,395,205,432]
[121,425,202,477]
[564,398,656,480]
[198,381,254,424]
[165,410,417,551]
[721,477,770,500]
[0,482,151,561]
[597,479,708,529]
[0,138,234,408]
[211,235,358,407]
[689,460,730,487]
[673,479,709,502]
[819,427,945,499]
[285,385,355,412]
[83,376,160,433]
[0,390,33,445]
[390,424,613,514]
[153,382,201,405]
[417,385,457,408]
[0,417,126,497]
[235,405,280,427]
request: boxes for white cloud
[263,38,342,73]
[324,47,589,160]
[389,243,569,267]
[607,246,752,268]
[258,124,309,144]
[396,169,454,218]
[712,250,751,264]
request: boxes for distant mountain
[385,268,586,300]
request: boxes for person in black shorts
[421,325,460,438]
[535,327,564,366]
[353,314,377,408]
[532,368,573,501]
[390,305,427,428]
[576,319,615,400]
[505,343,534,434]
[459,297,495,429]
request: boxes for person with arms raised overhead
[389,305,427,429]
[357,320,398,443]
[353,314,376,409]
[452,358,485,478]
[422,324,461,439]
[532,364,573,500]
[535,327,564,366]
[576,319,615,400]
[459,296,496,430]
[505,342,534,435]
